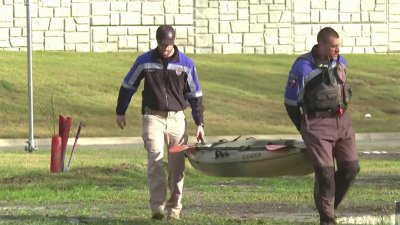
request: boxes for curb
[1,132,400,148]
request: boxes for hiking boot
[151,212,164,220]
[167,212,180,220]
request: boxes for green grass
[0,146,398,225]
[1,52,400,138]
[1,51,399,224]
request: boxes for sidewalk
[1,132,400,148]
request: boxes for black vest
[302,61,352,112]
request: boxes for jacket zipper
[163,60,169,108]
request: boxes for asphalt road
[1,132,400,154]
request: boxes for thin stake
[65,121,84,172]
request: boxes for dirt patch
[189,201,311,216]
[74,162,145,175]
[0,176,35,185]
[185,201,317,223]
[0,163,146,186]
[356,175,400,188]
[185,201,394,223]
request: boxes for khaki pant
[142,110,188,216]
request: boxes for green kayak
[186,138,314,178]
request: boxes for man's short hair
[317,27,339,44]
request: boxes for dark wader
[301,111,360,224]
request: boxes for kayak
[185,138,314,178]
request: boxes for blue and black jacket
[284,45,347,131]
[284,45,347,107]
[116,46,204,126]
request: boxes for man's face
[158,43,174,58]
[320,37,340,60]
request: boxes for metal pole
[25,0,37,152]
[396,200,400,225]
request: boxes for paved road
[1,132,400,152]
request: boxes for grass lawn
[1,51,399,225]
[0,145,398,225]
[1,52,400,138]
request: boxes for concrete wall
[1,0,400,54]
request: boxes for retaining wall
[1,0,400,54]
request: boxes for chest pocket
[167,67,187,91]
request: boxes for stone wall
[1,0,400,54]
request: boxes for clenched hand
[116,115,126,129]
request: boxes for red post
[58,115,72,172]
[61,117,72,171]
[50,135,62,173]
[59,115,65,138]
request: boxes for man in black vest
[284,27,360,225]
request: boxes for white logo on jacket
[176,66,183,76]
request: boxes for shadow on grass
[0,163,148,190]
[0,214,155,225]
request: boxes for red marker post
[50,135,62,173]
[51,115,72,172]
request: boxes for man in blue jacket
[115,25,205,220]
[284,27,360,225]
